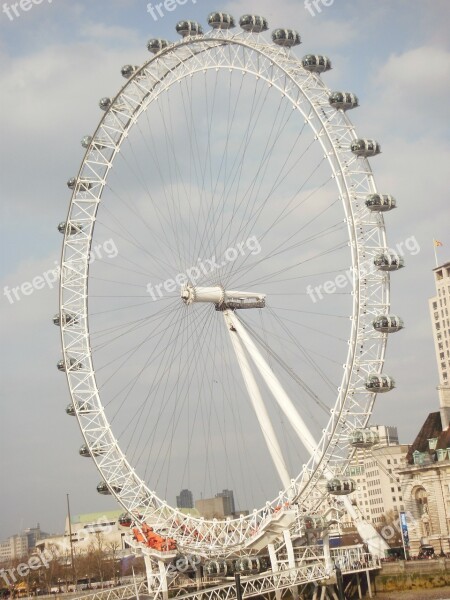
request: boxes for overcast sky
[0,0,449,540]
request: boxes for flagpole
[433,240,438,268]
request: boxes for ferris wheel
[56,12,404,557]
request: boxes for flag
[434,240,443,247]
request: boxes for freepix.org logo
[147,0,197,22]
[146,236,262,301]
[2,0,53,22]
[3,239,118,306]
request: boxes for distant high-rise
[369,425,399,446]
[176,489,194,509]
[429,260,450,429]
[215,489,235,515]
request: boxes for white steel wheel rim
[60,30,389,555]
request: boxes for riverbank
[372,586,450,599]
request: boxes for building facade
[0,535,29,563]
[429,260,450,429]
[36,510,128,556]
[344,426,408,529]
[398,412,450,555]
[176,489,194,509]
[215,490,235,515]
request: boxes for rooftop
[405,411,450,465]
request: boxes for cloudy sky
[0,0,449,540]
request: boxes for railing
[65,549,380,600]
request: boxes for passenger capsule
[365,194,397,212]
[53,312,77,327]
[66,402,94,415]
[329,91,359,111]
[350,428,380,449]
[66,403,76,417]
[81,136,107,150]
[176,20,203,37]
[57,222,83,236]
[205,560,227,576]
[99,97,112,111]
[57,357,82,372]
[67,177,94,192]
[350,139,381,157]
[326,478,356,496]
[235,557,260,573]
[147,38,170,54]
[374,252,405,271]
[372,315,404,333]
[79,444,91,458]
[97,482,122,496]
[79,444,106,458]
[119,513,133,528]
[239,15,269,33]
[365,374,395,393]
[272,29,301,48]
[121,65,139,79]
[302,55,332,73]
[208,12,235,29]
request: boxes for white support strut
[226,311,389,557]
[226,311,319,458]
[223,310,292,491]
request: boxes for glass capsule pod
[239,15,269,33]
[79,444,106,458]
[81,135,108,150]
[372,315,404,333]
[67,177,94,191]
[329,91,359,110]
[272,29,301,48]
[365,194,396,212]
[66,403,76,417]
[208,12,235,29]
[235,557,260,573]
[350,428,380,448]
[176,20,203,37]
[121,65,139,79]
[53,312,77,327]
[350,139,381,157]
[365,374,395,393]
[66,402,95,416]
[374,252,405,271]
[147,38,170,54]
[99,97,112,111]
[326,478,356,496]
[302,55,332,73]
[204,560,227,576]
[97,482,121,495]
[57,357,82,372]
[57,222,83,235]
[118,513,133,528]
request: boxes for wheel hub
[181,284,266,309]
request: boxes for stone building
[398,412,450,555]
